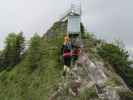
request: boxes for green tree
[80,23,85,38]
[1,32,25,69]
[0,51,3,68]
[16,32,25,63]
[28,33,42,70]
[3,33,18,68]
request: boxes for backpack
[64,43,72,51]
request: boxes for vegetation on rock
[97,42,133,90]
[0,21,132,99]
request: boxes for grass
[105,76,122,87]
[119,91,133,100]
[0,35,64,100]
[0,20,132,100]
[79,87,98,100]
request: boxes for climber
[61,35,72,76]
[72,44,81,65]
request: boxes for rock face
[45,21,131,100]
[77,52,120,100]
[49,40,129,100]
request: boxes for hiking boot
[63,71,66,77]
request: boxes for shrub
[97,43,133,90]
[28,34,42,71]
[78,88,98,100]
[119,91,133,100]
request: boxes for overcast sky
[0,0,133,52]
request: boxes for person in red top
[72,44,81,64]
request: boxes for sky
[0,0,133,53]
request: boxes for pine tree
[1,32,25,69]
[28,33,42,70]
[16,32,25,63]
[3,33,18,67]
